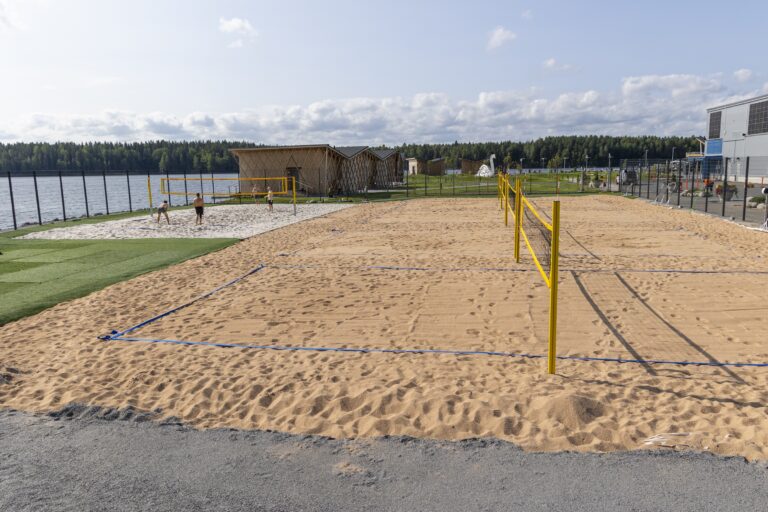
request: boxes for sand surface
[19,203,353,239]
[2,196,768,460]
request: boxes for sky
[0,0,767,144]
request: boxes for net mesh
[520,201,552,276]
[162,177,289,197]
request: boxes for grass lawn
[0,229,237,325]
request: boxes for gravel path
[18,203,354,240]
[1,408,766,512]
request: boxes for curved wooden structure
[231,144,402,195]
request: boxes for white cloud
[218,17,256,36]
[542,58,573,72]
[733,68,752,82]
[521,9,533,20]
[218,16,256,48]
[763,82,768,93]
[1,73,748,144]
[487,26,516,50]
[0,0,25,32]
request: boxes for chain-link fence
[613,158,768,226]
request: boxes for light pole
[720,133,746,215]
[581,153,589,192]
[519,158,525,173]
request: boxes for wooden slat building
[460,158,483,175]
[426,158,446,176]
[369,148,403,188]
[230,144,401,196]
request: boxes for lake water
[0,172,238,232]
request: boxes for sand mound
[530,392,606,431]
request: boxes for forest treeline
[0,135,700,172]
[398,135,700,169]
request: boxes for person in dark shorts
[193,193,204,225]
[266,186,274,212]
[156,200,170,224]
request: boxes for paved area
[1,407,766,512]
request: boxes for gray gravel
[1,407,766,511]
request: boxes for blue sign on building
[705,138,723,155]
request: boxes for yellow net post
[498,174,502,210]
[504,176,509,227]
[147,176,153,210]
[514,177,521,263]
[547,200,561,374]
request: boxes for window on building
[747,100,768,135]
[708,111,722,139]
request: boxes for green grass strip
[0,237,238,325]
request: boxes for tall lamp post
[581,153,589,192]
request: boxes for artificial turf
[0,232,237,325]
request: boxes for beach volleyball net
[498,174,561,374]
[159,176,294,199]
[150,176,298,214]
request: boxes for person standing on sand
[193,193,204,225]
[266,186,274,212]
[252,184,259,203]
[156,200,170,224]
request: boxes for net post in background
[514,177,521,263]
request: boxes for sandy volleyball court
[1,196,768,459]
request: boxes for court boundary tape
[101,264,266,340]
[103,336,768,368]
[100,262,768,369]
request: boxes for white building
[705,94,768,181]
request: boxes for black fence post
[165,169,171,206]
[81,169,90,218]
[146,171,151,210]
[58,170,66,221]
[742,157,750,221]
[32,171,42,225]
[183,168,189,206]
[199,171,204,198]
[102,169,110,215]
[424,173,427,197]
[664,162,670,203]
[405,168,409,198]
[676,166,682,206]
[6,172,17,230]
[126,170,133,212]
[211,172,216,204]
[453,173,456,195]
[690,161,695,210]
[655,164,660,198]
[646,165,650,199]
[721,157,729,217]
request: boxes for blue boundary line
[101,264,265,340]
[106,336,768,368]
[100,262,768,369]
